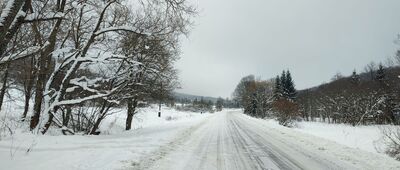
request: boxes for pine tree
[280,70,287,97]
[376,64,385,82]
[274,76,282,99]
[193,98,198,106]
[351,69,360,85]
[285,70,296,100]
[216,98,224,111]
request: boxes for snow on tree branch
[23,12,65,23]
[94,26,151,36]
[0,0,17,27]
[0,45,42,64]
[70,76,103,94]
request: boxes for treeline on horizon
[173,94,239,113]
[233,55,400,127]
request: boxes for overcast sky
[175,0,400,98]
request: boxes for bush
[272,99,300,127]
[380,126,400,160]
[165,116,178,121]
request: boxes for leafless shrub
[272,99,300,127]
[165,116,177,121]
[380,126,400,160]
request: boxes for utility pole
[158,82,163,117]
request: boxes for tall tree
[216,97,223,111]
[31,0,67,131]
[273,75,282,100]
[351,69,360,85]
[0,0,30,57]
[280,70,287,97]
[376,64,385,82]
[285,70,296,100]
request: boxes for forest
[233,57,400,127]
[0,0,195,135]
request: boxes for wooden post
[158,82,162,117]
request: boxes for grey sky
[175,0,400,98]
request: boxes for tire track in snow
[144,110,360,170]
[128,116,212,170]
[233,114,353,169]
[216,117,226,170]
[184,123,215,170]
[229,116,302,169]
[228,116,267,169]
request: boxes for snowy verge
[245,116,400,169]
[263,119,390,154]
[0,106,210,170]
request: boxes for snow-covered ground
[296,121,389,154]
[263,119,389,155]
[146,110,400,170]
[1,101,399,170]
[0,105,210,170]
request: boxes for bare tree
[0,0,196,135]
[364,61,377,80]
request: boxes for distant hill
[173,92,219,103]
[331,65,398,82]
[298,66,400,94]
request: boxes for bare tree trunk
[70,110,76,132]
[0,64,9,111]
[21,58,35,121]
[0,0,31,57]
[41,112,54,134]
[21,92,31,120]
[90,101,112,135]
[30,56,48,130]
[41,106,61,134]
[90,117,103,135]
[30,0,66,131]
[63,106,71,127]
[125,98,138,130]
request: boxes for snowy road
[143,110,397,170]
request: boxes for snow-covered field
[296,121,389,154]
[0,104,210,170]
[263,119,392,156]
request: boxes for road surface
[144,110,358,170]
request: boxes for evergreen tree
[280,70,287,97]
[200,97,205,108]
[351,69,360,85]
[273,70,296,100]
[274,75,282,99]
[193,98,198,106]
[216,98,224,111]
[376,64,385,82]
[285,70,296,100]
[207,100,213,110]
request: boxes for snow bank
[264,119,390,155]
[295,121,389,154]
[100,105,208,134]
[0,103,210,170]
[248,117,400,169]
